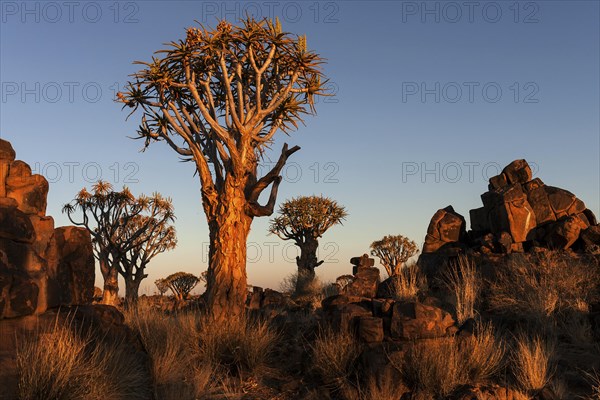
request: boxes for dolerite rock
[420,159,600,259]
[390,301,456,340]
[0,138,94,320]
[5,160,49,216]
[423,205,467,253]
[45,226,95,306]
[357,316,384,343]
[342,254,380,298]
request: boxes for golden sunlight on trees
[370,234,419,278]
[269,196,347,295]
[63,181,176,305]
[118,17,329,319]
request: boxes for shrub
[124,302,278,398]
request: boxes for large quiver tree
[119,17,328,318]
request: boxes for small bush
[442,254,480,324]
[512,334,555,392]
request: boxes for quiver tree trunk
[295,237,323,296]
[204,182,253,320]
[100,255,119,305]
[123,268,147,306]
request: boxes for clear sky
[1,1,599,294]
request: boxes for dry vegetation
[511,334,555,392]
[386,262,426,302]
[488,252,599,323]
[16,316,151,400]
[123,302,279,399]
[442,254,480,324]
[398,322,504,397]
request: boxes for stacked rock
[0,138,94,319]
[422,159,599,255]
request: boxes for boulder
[330,302,373,333]
[390,301,456,340]
[580,226,600,253]
[502,159,532,185]
[0,139,16,162]
[342,255,380,298]
[488,173,508,190]
[423,206,466,253]
[470,207,489,232]
[524,179,556,225]
[545,186,577,219]
[546,216,586,249]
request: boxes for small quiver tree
[269,195,347,296]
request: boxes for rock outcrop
[0,138,94,319]
[422,159,599,257]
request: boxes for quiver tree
[370,235,419,278]
[164,272,201,301]
[117,195,177,304]
[63,181,176,305]
[118,17,328,318]
[269,196,347,295]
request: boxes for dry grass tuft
[16,315,151,400]
[512,334,555,392]
[310,327,361,392]
[442,254,480,324]
[386,262,426,302]
[400,322,504,397]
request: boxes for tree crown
[269,195,347,242]
[370,234,419,277]
[118,17,329,189]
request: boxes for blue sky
[1,0,599,293]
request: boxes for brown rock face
[390,301,456,340]
[0,138,95,320]
[358,316,384,343]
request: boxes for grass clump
[16,315,151,400]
